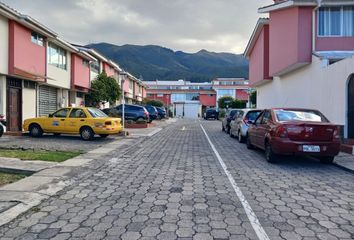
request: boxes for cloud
[1,0,272,53]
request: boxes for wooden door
[7,87,22,132]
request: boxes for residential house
[145,80,217,118]
[245,0,354,138]
[212,78,251,107]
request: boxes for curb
[333,162,354,174]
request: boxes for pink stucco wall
[71,53,90,90]
[103,62,115,77]
[142,87,147,98]
[123,78,130,93]
[269,7,312,76]
[8,21,46,77]
[236,89,249,101]
[200,94,216,106]
[316,37,354,51]
[249,25,270,86]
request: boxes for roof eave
[244,18,269,57]
[258,1,316,13]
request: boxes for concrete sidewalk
[334,152,354,173]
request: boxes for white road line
[200,123,270,240]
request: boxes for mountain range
[87,43,249,82]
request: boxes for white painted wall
[47,51,71,89]
[0,15,8,75]
[0,76,6,116]
[90,71,98,82]
[22,87,36,121]
[57,89,69,108]
[257,55,354,136]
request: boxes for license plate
[302,145,320,152]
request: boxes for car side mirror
[48,114,53,118]
[248,120,255,125]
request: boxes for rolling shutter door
[38,86,57,116]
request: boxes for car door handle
[80,119,85,122]
[60,119,65,121]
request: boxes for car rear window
[246,111,261,121]
[207,109,216,113]
[87,108,108,118]
[274,109,328,122]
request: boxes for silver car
[229,109,262,143]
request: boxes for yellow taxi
[23,107,122,141]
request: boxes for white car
[229,109,262,143]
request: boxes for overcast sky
[1,0,272,54]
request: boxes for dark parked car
[144,105,158,122]
[247,108,341,163]
[103,104,150,122]
[222,109,241,134]
[156,107,167,119]
[204,109,219,120]
[0,114,6,137]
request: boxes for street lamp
[120,71,128,131]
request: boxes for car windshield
[87,108,108,118]
[274,109,328,122]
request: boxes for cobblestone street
[0,119,354,240]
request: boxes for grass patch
[0,149,81,162]
[0,172,26,186]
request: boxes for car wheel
[136,117,144,122]
[0,125,3,137]
[319,156,334,164]
[29,124,43,138]
[80,127,94,141]
[99,134,109,138]
[265,142,277,163]
[229,129,234,138]
[246,134,254,149]
[237,131,245,143]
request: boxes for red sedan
[246,108,341,164]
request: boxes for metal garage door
[38,85,58,116]
[184,103,199,119]
[175,104,184,118]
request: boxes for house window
[31,32,44,46]
[90,61,100,73]
[129,81,133,90]
[76,92,84,98]
[48,43,67,70]
[24,80,36,89]
[82,59,89,67]
[318,6,354,36]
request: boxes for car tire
[238,131,244,143]
[0,125,3,138]
[80,127,94,141]
[29,124,43,138]
[99,134,109,138]
[229,129,234,138]
[246,134,254,150]
[319,156,334,164]
[136,117,144,122]
[265,142,277,163]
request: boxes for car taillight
[243,117,249,126]
[276,126,288,138]
[333,127,340,139]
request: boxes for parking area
[0,119,353,239]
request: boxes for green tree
[250,90,257,107]
[86,72,121,107]
[218,96,234,109]
[143,99,164,107]
[231,99,247,108]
